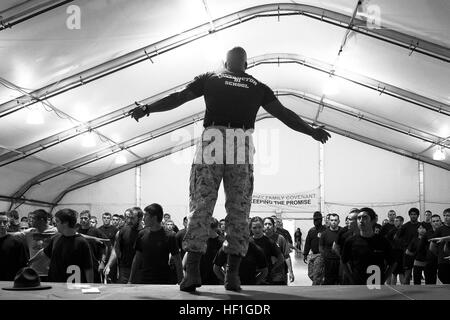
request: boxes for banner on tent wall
[251,188,319,212]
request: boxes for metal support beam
[2,52,449,168]
[51,112,450,206]
[0,195,54,207]
[248,54,450,116]
[0,0,74,31]
[0,83,188,166]
[276,89,450,149]
[1,3,448,118]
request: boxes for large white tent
[0,0,449,229]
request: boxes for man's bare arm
[130,89,198,121]
[262,99,330,143]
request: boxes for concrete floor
[289,252,312,286]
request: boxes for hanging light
[26,109,44,125]
[115,153,127,165]
[81,132,96,147]
[432,147,446,161]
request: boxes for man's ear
[224,61,228,69]
[244,61,248,70]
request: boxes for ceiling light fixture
[432,147,446,161]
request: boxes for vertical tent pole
[319,143,325,213]
[418,161,425,219]
[136,166,142,208]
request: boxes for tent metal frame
[1,3,449,118]
[0,0,74,31]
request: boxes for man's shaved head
[225,47,247,72]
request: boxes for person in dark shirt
[424,214,442,284]
[129,203,182,284]
[264,217,294,284]
[98,212,118,283]
[175,216,188,259]
[104,207,143,284]
[342,207,396,285]
[129,46,330,292]
[29,209,93,283]
[429,208,450,284]
[200,218,223,285]
[275,218,293,246]
[397,207,420,284]
[249,216,283,285]
[320,213,341,284]
[385,215,405,285]
[423,210,433,231]
[294,228,302,256]
[98,212,118,245]
[405,222,429,284]
[0,212,28,281]
[214,238,267,286]
[380,210,397,238]
[333,208,359,285]
[77,210,108,283]
[303,211,326,285]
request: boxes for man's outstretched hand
[129,102,149,122]
[312,126,331,144]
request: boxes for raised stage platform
[1,283,449,300]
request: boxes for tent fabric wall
[53,170,136,221]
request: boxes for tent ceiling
[0,0,449,209]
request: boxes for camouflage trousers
[183,126,255,257]
[307,253,324,285]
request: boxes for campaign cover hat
[2,267,52,291]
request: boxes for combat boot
[224,254,242,291]
[179,251,202,292]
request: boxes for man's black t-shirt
[186,71,277,129]
[342,234,394,285]
[44,234,92,283]
[253,235,282,273]
[0,234,28,281]
[303,225,327,255]
[134,228,179,284]
[407,236,428,262]
[432,225,450,264]
[98,225,118,245]
[380,223,396,238]
[77,227,107,264]
[397,221,419,249]
[214,241,267,285]
[276,228,293,245]
[320,227,341,260]
[336,227,353,251]
[200,236,223,285]
[175,228,187,258]
[117,225,142,268]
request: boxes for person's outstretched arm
[262,99,331,143]
[129,89,198,122]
